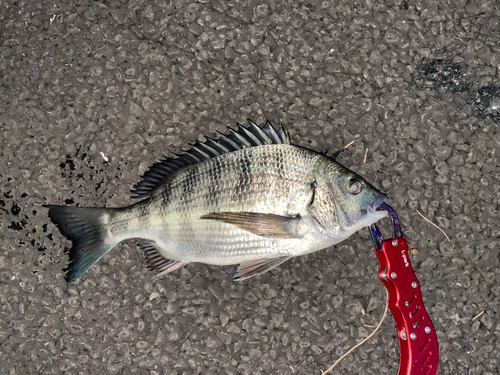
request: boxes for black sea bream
[45,120,387,282]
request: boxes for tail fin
[44,205,117,282]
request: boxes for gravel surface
[1,0,499,374]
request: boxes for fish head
[319,161,388,236]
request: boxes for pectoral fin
[138,241,185,276]
[200,212,302,239]
[234,256,291,281]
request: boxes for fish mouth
[365,193,388,223]
[341,192,388,232]
[369,193,387,214]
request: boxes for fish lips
[368,193,388,220]
[342,192,388,231]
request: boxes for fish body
[46,120,387,282]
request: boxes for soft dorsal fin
[131,119,290,199]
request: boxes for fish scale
[135,145,316,263]
[45,119,387,281]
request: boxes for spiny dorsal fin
[131,119,290,199]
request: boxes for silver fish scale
[112,144,326,265]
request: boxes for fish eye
[347,179,362,195]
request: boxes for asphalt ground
[1,0,499,374]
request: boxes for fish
[45,119,387,282]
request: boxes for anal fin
[138,241,185,276]
[234,256,291,281]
